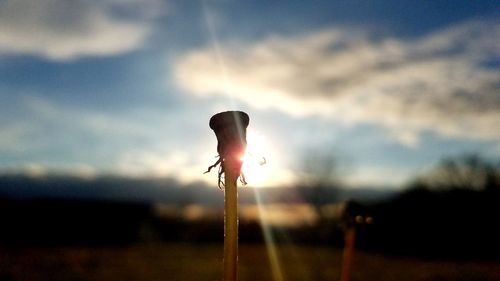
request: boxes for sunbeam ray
[252,187,285,281]
[201,0,236,108]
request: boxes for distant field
[1,243,499,281]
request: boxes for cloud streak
[175,20,500,146]
[0,94,226,183]
[0,0,164,60]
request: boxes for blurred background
[0,1,499,281]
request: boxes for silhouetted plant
[206,111,249,281]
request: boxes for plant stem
[340,227,356,281]
[224,160,239,281]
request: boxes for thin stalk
[224,160,239,281]
[340,228,356,281]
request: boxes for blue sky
[0,0,498,188]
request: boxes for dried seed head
[205,111,249,188]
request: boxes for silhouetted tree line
[0,154,498,260]
[353,154,500,259]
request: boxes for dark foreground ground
[1,243,498,281]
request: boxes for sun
[241,130,270,187]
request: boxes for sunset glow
[241,131,270,187]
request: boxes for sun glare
[242,130,270,187]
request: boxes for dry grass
[1,243,498,281]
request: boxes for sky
[0,0,498,189]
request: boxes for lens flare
[252,187,285,281]
[242,131,269,187]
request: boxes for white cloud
[114,149,213,183]
[0,0,164,60]
[174,20,500,145]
